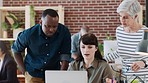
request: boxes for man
[71,26,90,60]
[11,9,71,83]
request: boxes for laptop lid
[45,71,87,83]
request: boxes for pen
[112,76,115,83]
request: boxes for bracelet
[141,60,148,68]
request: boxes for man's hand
[131,61,145,72]
[105,78,116,83]
[60,60,69,70]
[13,52,26,75]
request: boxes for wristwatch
[141,60,148,68]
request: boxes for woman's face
[80,41,97,60]
[119,11,135,27]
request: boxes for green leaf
[6,13,24,29]
[7,13,18,21]
[98,43,104,56]
[1,22,9,31]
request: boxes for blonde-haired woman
[104,0,148,82]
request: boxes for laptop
[45,71,87,83]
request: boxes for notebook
[45,71,87,83]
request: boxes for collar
[39,24,60,38]
[78,32,81,39]
[80,59,98,69]
[38,24,43,36]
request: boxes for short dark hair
[0,41,8,54]
[42,9,59,18]
[78,33,105,61]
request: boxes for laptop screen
[45,71,87,83]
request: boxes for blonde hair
[117,0,141,17]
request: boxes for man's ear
[39,19,42,25]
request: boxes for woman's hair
[116,0,141,17]
[0,41,8,54]
[77,33,105,61]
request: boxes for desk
[109,62,147,83]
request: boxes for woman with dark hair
[68,33,115,83]
[0,41,19,83]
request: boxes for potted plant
[6,13,25,38]
[98,33,117,57]
[98,42,104,56]
[7,13,24,29]
[1,22,9,30]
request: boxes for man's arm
[60,26,71,70]
[71,34,79,60]
[13,52,25,75]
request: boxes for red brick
[2,0,145,42]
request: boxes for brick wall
[3,0,146,42]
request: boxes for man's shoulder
[22,24,40,35]
[26,24,40,31]
[71,32,79,38]
[57,23,70,33]
[58,23,68,29]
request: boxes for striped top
[104,25,148,82]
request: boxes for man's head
[80,26,90,36]
[40,9,59,37]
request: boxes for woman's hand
[131,61,145,72]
